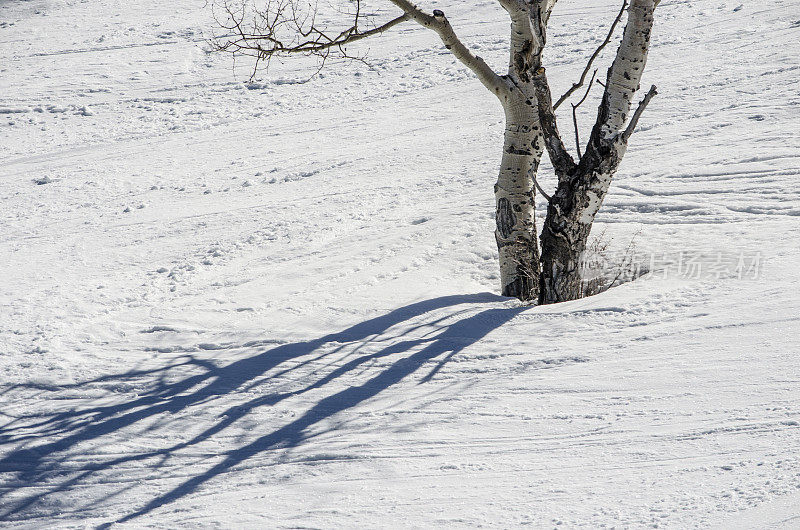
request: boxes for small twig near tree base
[571,68,597,160]
[553,0,628,111]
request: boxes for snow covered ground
[1,0,799,527]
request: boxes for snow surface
[1,0,799,527]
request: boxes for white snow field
[1,0,799,527]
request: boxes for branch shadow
[0,293,523,525]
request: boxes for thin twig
[532,174,552,203]
[620,84,657,142]
[212,0,411,71]
[553,0,628,110]
[570,68,596,159]
[572,106,580,160]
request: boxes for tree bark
[495,91,541,300]
[493,4,547,301]
[537,0,656,304]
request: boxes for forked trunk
[536,0,656,304]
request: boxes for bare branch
[595,0,656,138]
[543,0,560,25]
[212,0,411,78]
[213,0,507,95]
[532,67,577,180]
[570,69,597,159]
[553,0,627,110]
[388,1,508,96]
[620,84,657,142]
[532,173,553,203]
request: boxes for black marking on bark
[505,145,532,155]
[513,40,532,83]
[502,271,536,301]
[494,232,513,249]
[496,197,516,239]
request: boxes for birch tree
[213,0,658,304]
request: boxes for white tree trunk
[491,4,548,301]
[495,92,541,300]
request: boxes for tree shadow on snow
[0,293,524,525]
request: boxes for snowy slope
[1,0,799,527]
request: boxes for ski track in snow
[1,0,799,527]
